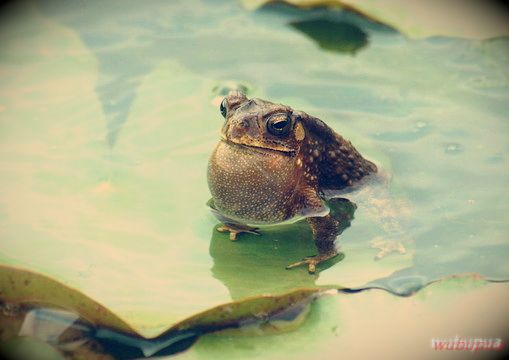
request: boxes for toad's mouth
[220,137,296,157]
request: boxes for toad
[207,91,377,273]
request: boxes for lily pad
[0,264,322,358]
[0,336,65,360]
[0,265,135,335]
[0,5,413,341]
[179,275,509,360]
[241,0,509,39]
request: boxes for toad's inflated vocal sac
[207,91,377,273]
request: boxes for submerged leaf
[1,2,508,358]
[0,4,415,340]
[290,19,368,53]
[242,0,509,39]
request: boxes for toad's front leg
[286,214,342,273]
[217,223,260,241]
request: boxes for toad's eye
[267,113,292,136]
[220,98,228,118]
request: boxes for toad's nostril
[230,121,249,138]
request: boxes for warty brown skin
[207,91,377,273]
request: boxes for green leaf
[0,264,136,335]
[0,264,323,335]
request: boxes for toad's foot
[216,223,260,241]
[286,251,343,274]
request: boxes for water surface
[1,0,508,338]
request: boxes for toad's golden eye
[220,98,228,118]
[267,113,292,136]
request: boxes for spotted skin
[297,113,377,190]
[207,91,377,273]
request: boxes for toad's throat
[221,137,296,156]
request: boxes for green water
[0,0,508,346]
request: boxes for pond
[0,0,508,358]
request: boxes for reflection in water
[209,198,357,300]
[290,19,368,54]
